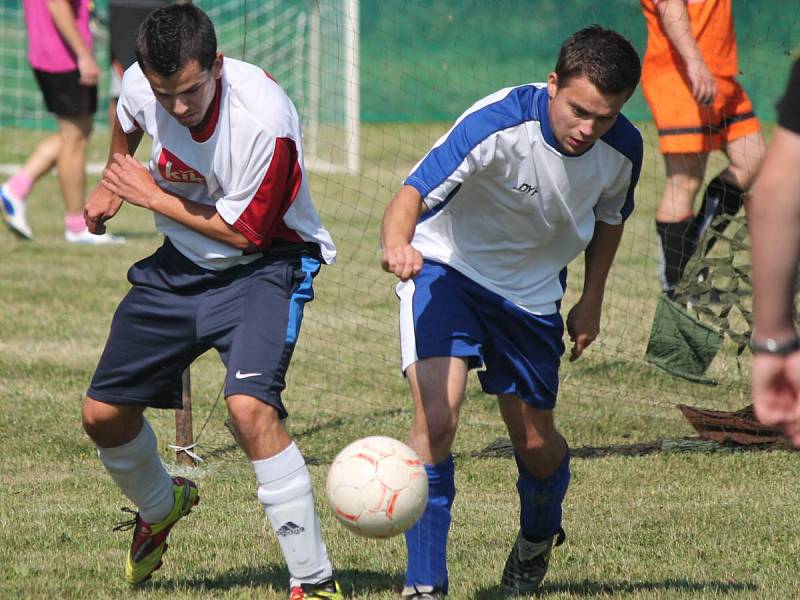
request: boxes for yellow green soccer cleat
[113,476,199,584]
[289,577,344,600]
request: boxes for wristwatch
[749,336,800,355]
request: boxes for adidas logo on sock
[277,521,305,537]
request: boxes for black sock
[656,219,699,295]
[693,175,744,255]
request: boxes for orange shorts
[642,69,760,154]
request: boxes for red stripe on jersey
[189,77,222,143]
[234,137,304,249]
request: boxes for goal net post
[205,0,360,174]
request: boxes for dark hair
[554,25,641,96]
[136,4,217,77]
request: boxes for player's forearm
[656,0,705,68]
[748,127,800,341]
[47,0,92,59]
[107,118,143,166]
[149,190,256,251]
[581,221,624,302]
[381,185,423,250]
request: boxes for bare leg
[692,132,766,257]
[406,356,469,464]
[655,152,709,222]
[19,133,62,184]
[498,395,566,478]
[722,131,766,190]
[226,394,291,460]
[56,115,93,216]
[82,396,145,447]
[0,134,61,238]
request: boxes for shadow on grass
[143,564,401,595]
[293,407,407,440]
[474,437,791,460]
[474,578,757,599]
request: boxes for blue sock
[515,449,570,542]
[404,455,455,593]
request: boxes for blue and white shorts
[88,239,320,418]
[397,260,565,410]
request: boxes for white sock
[97,417,174,523]
[254,442,333,587]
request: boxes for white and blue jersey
[405,83,642,315]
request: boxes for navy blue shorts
[88,240,321,417]
[396,260,565,410]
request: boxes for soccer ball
[325,436,428,538]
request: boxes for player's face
[546,73,630,155]
[144,54,223,128]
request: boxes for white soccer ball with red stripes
[325,436,428,538]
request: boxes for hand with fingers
[102,153,160,209]
[686,58,717,106]
[77,52,99,86]
[84,182,122,234]
[382,243,424,282]
[565,298,601,362]
[751,351,800,447]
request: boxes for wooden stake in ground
[175,369,195,465]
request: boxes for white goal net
[0,0,360,174]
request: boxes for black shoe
[500,528,565,594]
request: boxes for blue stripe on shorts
[286,256,320,344]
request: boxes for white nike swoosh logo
[235,370,262,379]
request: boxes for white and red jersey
[117,57,336,270]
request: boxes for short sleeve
[595,161,635,225]
[215,131,303,250]
[403,86,539,209]
[404,120,487,210]
[116,65,147,133]
[595,118,643,224]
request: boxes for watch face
[750,336,800,355]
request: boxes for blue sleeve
[599,115,643,221]
[405,86,538,200]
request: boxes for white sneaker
[0,184,33,240]
[65,228,126,245]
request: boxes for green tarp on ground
[645,294,723,385]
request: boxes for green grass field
[1,122,799,598]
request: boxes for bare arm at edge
[381,184,425,281]
[566,221,624,361]
[655,0,716,105]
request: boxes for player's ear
[547,72,558,100]
[213,52,224,79]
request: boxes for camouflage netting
[645,214,752,384]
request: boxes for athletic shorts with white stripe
[397,260,565,410]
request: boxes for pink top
[24,0,93,73]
